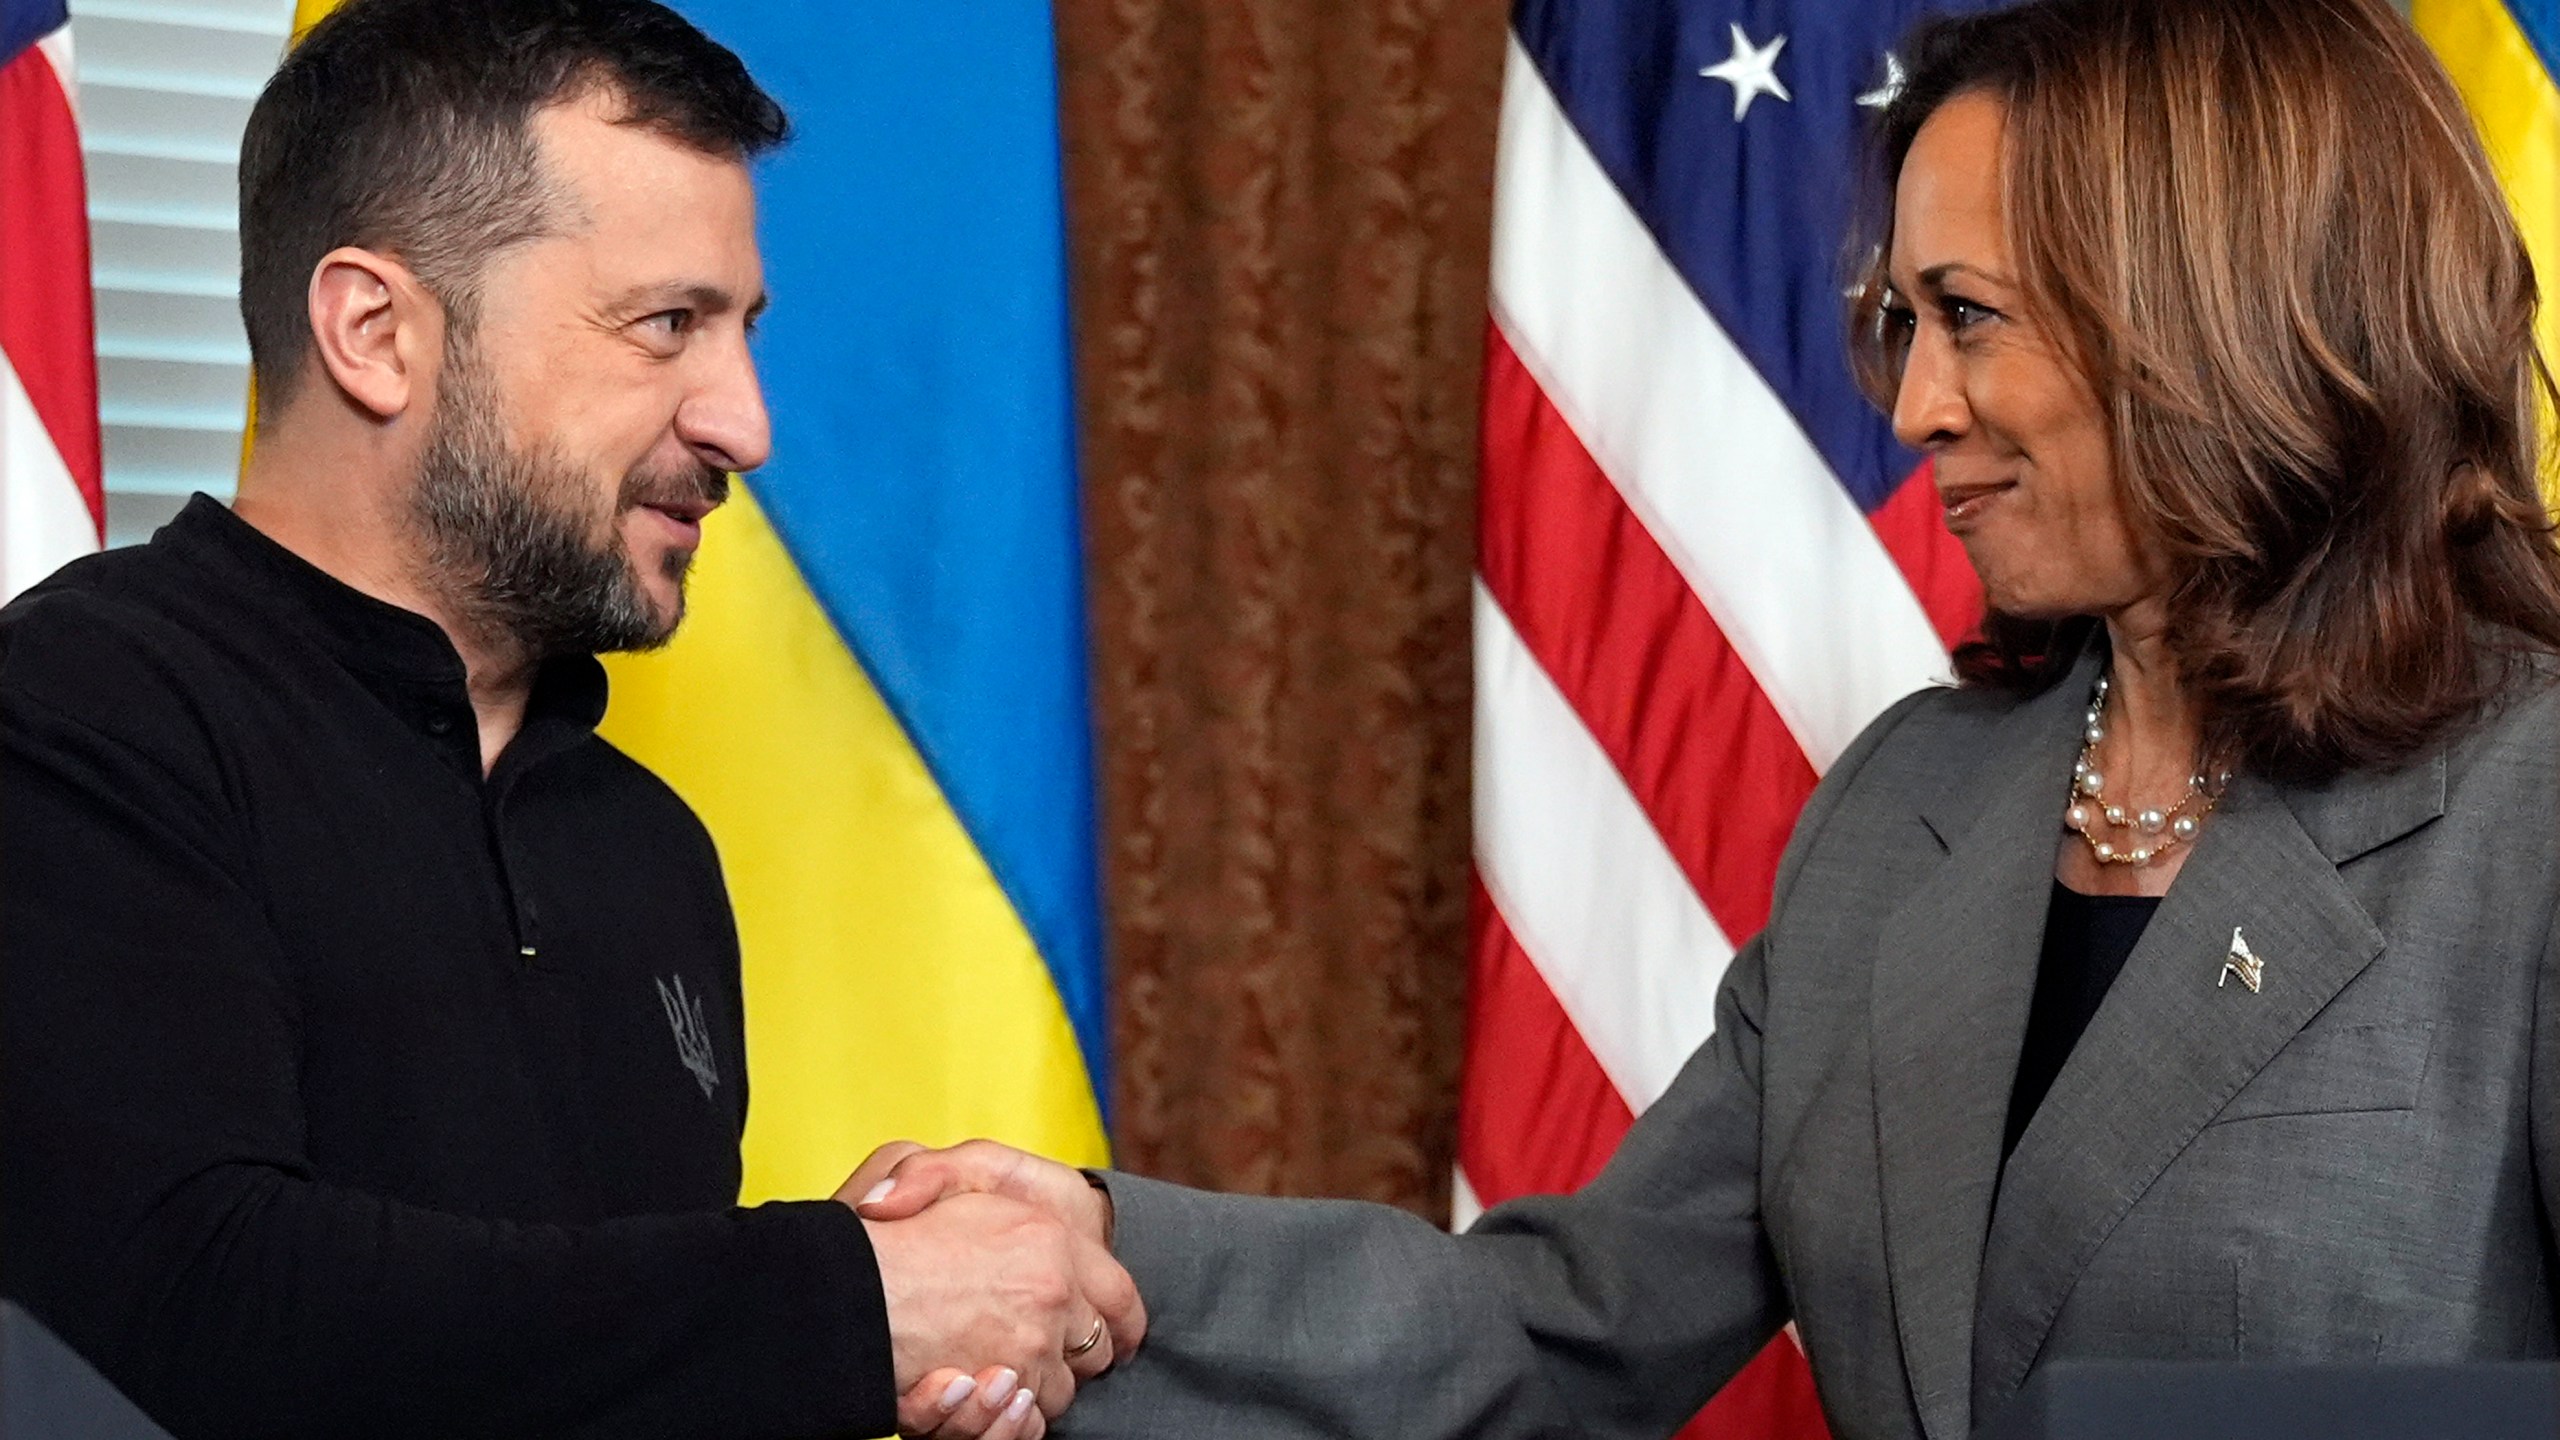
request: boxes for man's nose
[679,334,772,474]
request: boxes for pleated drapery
[1058,0,1508,1218]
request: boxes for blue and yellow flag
[603,1,1109,1200]
[2418,0,2560,453]
[274,0,1109,1199]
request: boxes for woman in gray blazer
[860,0,2560,1436]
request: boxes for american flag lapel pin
[2219,927,2263,993]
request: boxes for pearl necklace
[2063,672,2228,866]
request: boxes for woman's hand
[898,1364,1047,1439]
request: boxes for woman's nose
[1891,332,1969,451]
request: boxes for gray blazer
[1062,647,2560,1440]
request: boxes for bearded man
[0,2,1135,1436]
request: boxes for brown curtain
[1057,0,1511,1219]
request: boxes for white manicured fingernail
[1006,1388,1036,1421]
[984,1368,1018,1407]
[860,1178,895,1205]
[938,1375,976,1411]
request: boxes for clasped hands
[837,1140,1143,1439]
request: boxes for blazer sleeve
[1062,937,1781,1440]
[1060,687,1943,1440]
[2535,909,2560,1265]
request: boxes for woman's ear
[305,247,441,422]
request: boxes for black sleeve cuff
[739,1199,898,1438]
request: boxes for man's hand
[851,1187,1134,1433]
[841,1138,1113,1248]
[838,1142,1141,1438]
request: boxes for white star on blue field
[1699,22,1791,120]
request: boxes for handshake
[836,1141,1143,1439]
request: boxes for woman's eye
[1874,304,1916,373]
[1943,297,1998,332]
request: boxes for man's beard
[408,356,729,660]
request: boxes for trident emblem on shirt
[656,975,720,1100]
[2219,928,2264,994]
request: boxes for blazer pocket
[2209,1020,2435,1125]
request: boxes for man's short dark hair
[238,0,787,414]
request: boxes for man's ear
[306,247,442,421]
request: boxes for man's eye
[642,311,694,338]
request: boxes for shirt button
[426,713,455,736]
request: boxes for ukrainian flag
[273,0,1111,1200]
[2418,0,2560,461]
[604,1,1111,1199]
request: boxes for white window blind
[69,0,293,547]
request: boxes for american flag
[1458,1,1990,1434]
[1,0,103,602]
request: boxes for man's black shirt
[0,497,894,1438]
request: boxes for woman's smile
[1936,475,2017,532]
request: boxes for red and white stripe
[1,18,104,603]
[1457,37,1979,1438]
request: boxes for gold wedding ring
[1066,1316,1106,1358]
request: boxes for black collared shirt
[0,497,893,1438]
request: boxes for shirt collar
[155,494,609,750]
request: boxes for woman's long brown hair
[1849,0,2560,783]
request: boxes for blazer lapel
[1967,757,2430,1412]
[1870,661,2093,1440]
